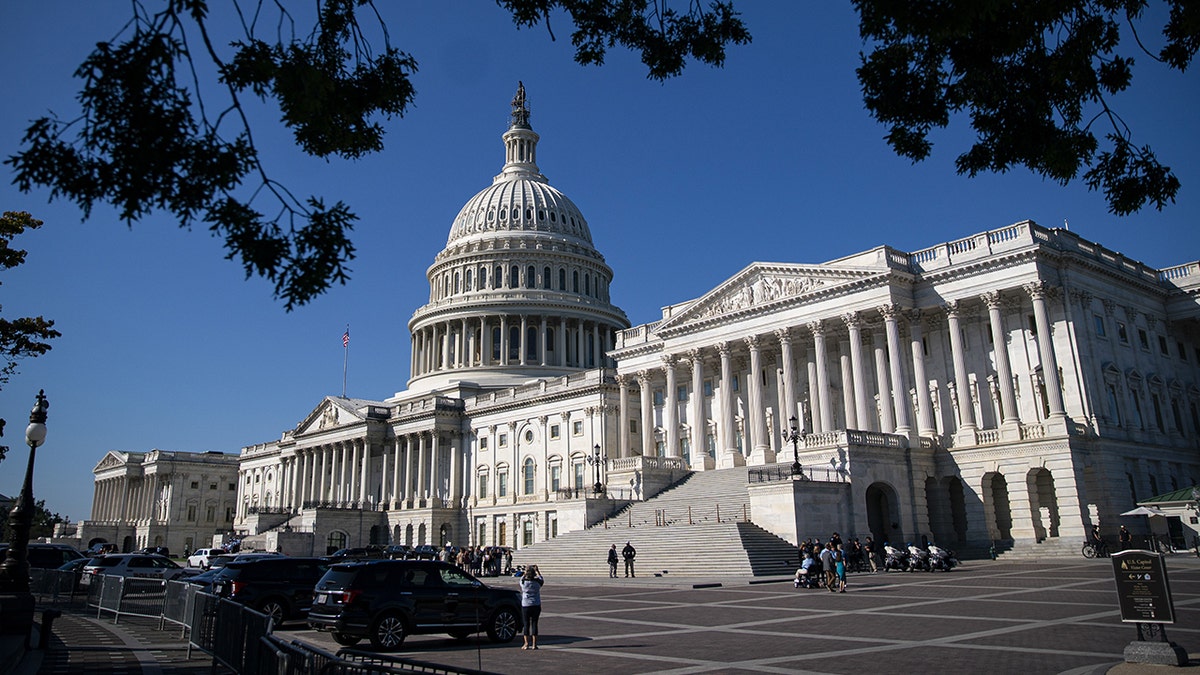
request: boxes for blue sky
[1,2,1196,523]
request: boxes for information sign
[1111,550,1176,624]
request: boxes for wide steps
[515,465,801,576]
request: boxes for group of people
[794,533,851,592]
[448,545,513,577]
[606,542,637,578]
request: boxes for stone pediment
[296,397,370,436]
[657,263,880,331]
[93,451,127,473]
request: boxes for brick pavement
[11,558,1200,674]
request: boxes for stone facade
[222,86,1200,557]
[76,449,239,554]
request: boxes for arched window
[585,273,591,296]
[508,325,521,361]
[543,267,551,290]
[510,265,519,289]
[526,265,536,289]
[572,271,579,293]
[465,269,473,291]
[558,268,566,290]
[479,267,487,289]
[523,458,535,495]
[454,271,460,294]
[492,326,502,361]
[527,325,539,360]
[494,265,503,289]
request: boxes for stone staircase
[512,466,800,577]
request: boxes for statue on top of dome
[510,81,531,129]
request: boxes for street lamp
[587,444,604,496]
[784,415,805,479]
[0,389,49,635]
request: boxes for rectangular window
[477,474,488,499]
[655,440,665,456]
[551,465,561,491]
[550,424,560,439]
[573,421,583,436]
[1159,335,1170,355]
[209,483,217,490]
[228,483,235,491]
[498,433,507,447]
[677,385,688,401]
[703,380,714,397]
[732,375,740,392]
[1138,329,1150,350]
[498,472,508,497]
[190,481,199,489]
[206,506,215,522]
[653,389,665,406]
[1179,342,1188,361]
[629,420,638,433]
[224,507,233,521]
[480,437,488,450]
[1026,316,1037,337]
[573,463,584,489]
[1094,314,1106,337]
[187,505,197,521]
[1117,321,1129,344]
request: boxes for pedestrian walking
[819,543,835,591]
[607,544,619,578]
[622,541,637,578]
[519,564,544,650]
[834,544,847,592]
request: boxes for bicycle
[1081,540,1110,558]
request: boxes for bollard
[39,609,61,650]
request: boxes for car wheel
[258,598,287,626]
[448,628,473,640]
[369,612,408,651]
[486,607,519,643]
[331,632,361,646]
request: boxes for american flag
[342,329,350,347]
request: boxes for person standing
[819,542,835,591]
[519,564,544,650]
[834,544,847,592]
[622,541,637,578]
[607,544,619,578]
[864,536,878,573]
[1119,525,1133,551]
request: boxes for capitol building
[79,86,1200,563]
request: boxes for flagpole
[342,324,349,398]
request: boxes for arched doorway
[326,530,347,555]
[945,477,968,545]
[392,524,402,544]
[865,482,902,545]
[1028,467,1060,541]
[369,524,385,546]
[121,535,135,553]
[983,472,1013,541]
[418,523,427,545]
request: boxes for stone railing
[609,455,686,472]
[1020,424,1047,440]
[801,430,908,449]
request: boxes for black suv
[0,543,85,569]
[308,560,521,650]
[211,557,329,625]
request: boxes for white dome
[446,177,593,247]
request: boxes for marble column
[638,370,655,457]
[945,301,977,432]
[982,291,1021,424]
[872,329,895,433]
[689,349,712,469]
[718,341,744,466]
[881,304,912,435]
[811,321,835,432]
[839,339,857,430]
[777,329,797,428]
[1026,281,1068,419]
[843,313,873,432]
[663,355,680,458]
[745,335,772,463]
[617,375,631,458]
[908,310,937,437]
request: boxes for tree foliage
[6,0,749,310]
[854,0,1198,216]
[0,212,60,389]
[0,498,70,542]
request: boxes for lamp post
[784,415,805,479]
[587,444,604,496]
[0,390,48,635]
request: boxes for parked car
[81,554,191,585]
[324,547,385,562]
[384,544,412,560]
[0,543,85,569]
[56,557,90,591]
[136,546,171,558]
[410,545,438,560]
[86,542,118,557]
[211,557,329,626]
[186,547,227,569]
[307,560,522,650]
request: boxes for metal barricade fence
[160,579,199,636]
[119,577,169,620]
[29,568,82,607]
[211,596,273,673]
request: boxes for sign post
[1111,550,1188,665]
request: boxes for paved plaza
[14,557,1200,674]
